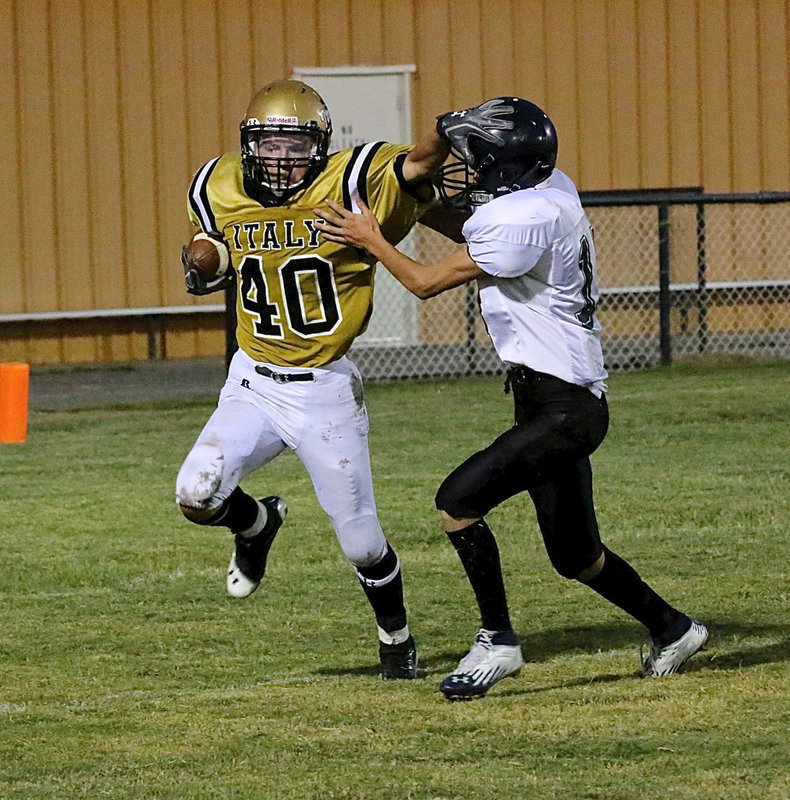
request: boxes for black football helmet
[438,97,558,208]
[240,79,332,205]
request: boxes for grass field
[1,361,788,800]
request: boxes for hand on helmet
[436,98,515,163]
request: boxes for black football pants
[435,366,610,578]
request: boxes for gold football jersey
[187,143,434,367]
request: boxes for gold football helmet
[240,79,332,205]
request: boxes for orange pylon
[0,362,30,443]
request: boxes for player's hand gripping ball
[181,232,234,295]
[184,232,230,281]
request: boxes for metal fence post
[658,203,672,365]
[696,202,709,352]
[224,285,238,372]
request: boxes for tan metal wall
[2,0,789,365]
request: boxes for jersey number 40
[239,254,341,339]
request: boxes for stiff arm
[313,197,484,299]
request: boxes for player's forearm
[401,130,451,183]
[362,238,437,299]
[370,239,479,300]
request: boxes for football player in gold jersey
[175,79,450,679]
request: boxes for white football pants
[176,348,388,567]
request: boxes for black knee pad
[435,476,481,519]
[546,543,603,580]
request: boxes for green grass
[1,361,788,800]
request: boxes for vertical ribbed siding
[758,0,790,188]
[0,0,788,364]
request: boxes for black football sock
[446,520,513,632]
[356,543,409,640]
[206,486,262,534]
[582,547,690,644]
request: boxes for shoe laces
[457,628,496,672]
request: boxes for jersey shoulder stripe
[188,157,222,233]
[342,141,384,212]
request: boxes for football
[185,232,230,281]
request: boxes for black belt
[255,364,315,383]
[504,365,587,395]
[504,365,559,393]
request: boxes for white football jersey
[463,169,608,395]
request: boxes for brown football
[185,232,230,281]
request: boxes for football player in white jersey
[314,97,709,699]
[175,79,452,680]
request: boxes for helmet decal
[265,115,299,125]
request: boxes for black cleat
[226,496,287,598]
[379,635,418,680]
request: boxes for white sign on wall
[292,65,420,346]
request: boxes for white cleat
[226,553,261,598]
[440,628,524,700]
[642,619,709,677]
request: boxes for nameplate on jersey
[229,219,322,252]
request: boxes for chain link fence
[349,190,790,380]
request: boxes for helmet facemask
[241,125,328,203]
[437,149,497,209]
